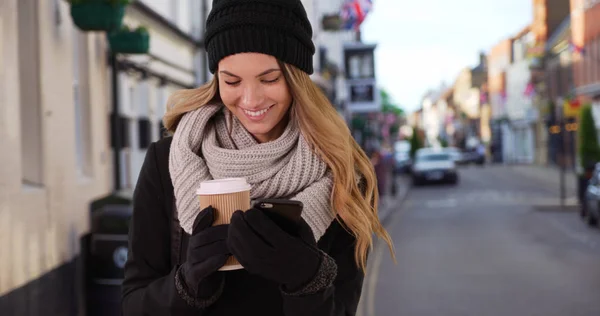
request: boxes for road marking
[425,198,457,208]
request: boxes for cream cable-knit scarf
[169,104,335,240]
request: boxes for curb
[378,175,412,225]
[358,175,411,316]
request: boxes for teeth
[243,106,270,117]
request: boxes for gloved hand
[179,206,229,299]
[228,207,322,291]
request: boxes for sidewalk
[509,164,577,193]
[378,174,412,224]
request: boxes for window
[72,27,92,177]
[590,38,596,84]
[349,83,375,102]
[319,47,327,73]
[513,40,524,62]
[592,37,600,82]
[586,44,591,85]
[120,116,131,148]
[138,119,151,149]
[345,50,375,80]
[18,0,43,186]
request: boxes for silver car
[412,149,459,186]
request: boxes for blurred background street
[360,166,600,316]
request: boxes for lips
[241,104,275,121]
[243,105,273,117]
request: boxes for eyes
[224,76,281,87]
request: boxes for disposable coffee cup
[196,178,251,271]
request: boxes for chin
[241,124,273,137]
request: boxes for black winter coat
[121,137,365,315]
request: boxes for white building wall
[0,0,112,295]
[505,59,536,164]
[505,60,533,121]
[114,3,205,196]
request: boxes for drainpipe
[111,53,121,191]
[202,0,209,83]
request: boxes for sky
[361,0,533,113]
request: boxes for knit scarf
[169,104,335,241]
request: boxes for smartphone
[254,199,303,236]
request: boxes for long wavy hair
[163,62,395,272]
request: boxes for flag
[341,0,373,30]
[569,41,585,55]
[523,82,535,98]
[480,92,488,105]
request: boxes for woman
[121,0,395,315]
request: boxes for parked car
[583,163,600,227]
[462,148,485,165]
[412,148,459,186]
[443,147,466,165]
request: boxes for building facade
[315,0,367,120]
[546,15,576,167]
[488,39,512,162]
[571,0,600,98]
[111,0,208,196]
[529,0,571,166]
[1,0,211,314]
[505,26,538,164]
[0,0,112,313]
[452,52,488,150]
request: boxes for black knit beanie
[204,0,315,74]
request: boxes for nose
[239,83,265,109]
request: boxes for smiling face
[217,53,293,143]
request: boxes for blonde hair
[163,63,395,272]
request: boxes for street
[360,165,600,316]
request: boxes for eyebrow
[219,68,281,78]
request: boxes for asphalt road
[359,165,600,316]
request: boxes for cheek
[270,84,292,105]
[219,86,237,107]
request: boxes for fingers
[297,219,317,244]
[242,208,290,246]
[228,211,276,260]
[189,254,229,280]
[187,240,230,264]
[192,206,215,235]
[188,225,229,249]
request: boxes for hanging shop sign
[563,97,582,118]
[344,43,380,113]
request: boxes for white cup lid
[196,178,251,195]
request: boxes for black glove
[179,206,229,299]
[228,207,322,291]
